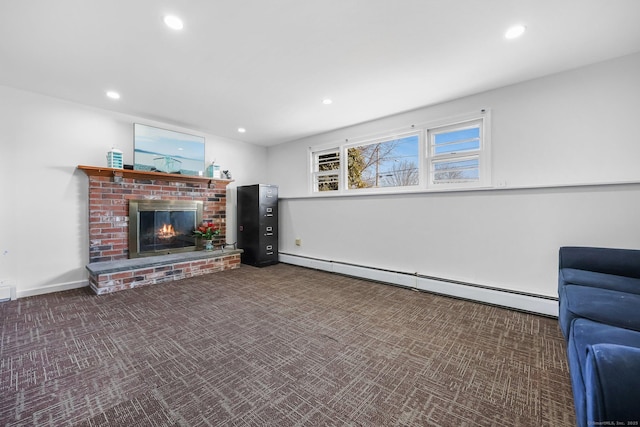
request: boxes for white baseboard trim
[279,253,558,317]
[17,280,89,299]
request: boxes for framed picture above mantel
[133,124,205,176]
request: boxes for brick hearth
[79,166,241,294]
[86,250,242,295]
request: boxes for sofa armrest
[559,247,640,279]
[585,343,640,425]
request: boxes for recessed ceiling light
[322,98,333,105]
[505,24,526,39]
[106,91,120,100]
[237,127,246,133]
[164,15,184,30]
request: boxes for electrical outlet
[295,238,302,246]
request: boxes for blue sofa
[558,246,640,427]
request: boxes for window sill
[282,180,640,200]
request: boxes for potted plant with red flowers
[193,221,220,250]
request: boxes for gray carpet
[0,263,575,426]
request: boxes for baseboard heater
[278,253,558,317]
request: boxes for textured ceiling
[2,0,640,146]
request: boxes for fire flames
[157,224,177,239]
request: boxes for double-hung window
[311,148,340,192]
[427,118,486,187]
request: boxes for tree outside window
[347,134,420,190]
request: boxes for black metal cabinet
[237,184,278,267]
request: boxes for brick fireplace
[79,166,242,294]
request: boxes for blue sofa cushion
[585,343,640,425]
[560,268,640,295]
[559,285,640,338]
[559,247,640,279]
[568,319,640,427]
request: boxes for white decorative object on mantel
[206,162,221,178]
[107,148,123,169]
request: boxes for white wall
[267,52,640,303]
[0,86,267,297]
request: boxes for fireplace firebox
[128,200,203,258]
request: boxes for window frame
[342,130,424,193]
[426,116,489,189]
[308,110,491,195]
[310,147,341,193]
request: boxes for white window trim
[308,109,491,196]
